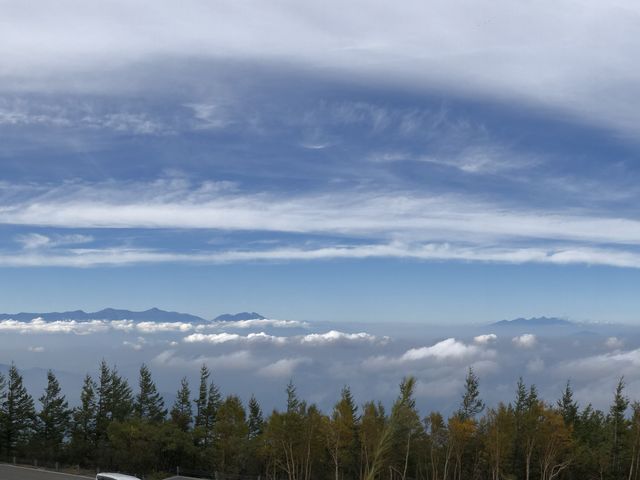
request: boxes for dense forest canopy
[1,362,639,480]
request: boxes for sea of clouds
[3,315,640,415]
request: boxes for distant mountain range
[491,316,574,327]
[0,310,580,329]
[0,308,266,323]
[213,312,266,321]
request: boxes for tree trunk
[402,431,411,480]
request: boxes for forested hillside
[0,362,638,480]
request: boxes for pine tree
[609,377,629,479]
[390,377,421,480]
[194,364,210,428]
[193,364,221,448]
[71,374,97,462]
[0,371,6,455]
[359,400,387,480]
[286,379,300,414]
[214,395,248,474]
[95,360,113,442]
[204,376,222,447]
[36,370,71,460]
[526,384,539,409]
[109,367,134,422]
[135,364,166,423]
[1,364,36,455]
[327,386,360,480]
[514,377,527,412]
[512,377,528,476]
[171,377,192,432]
[557,380,579,426]
[458,367,485,420]
[95,361,133,447]
[248,395,264,439]
[246,394,265,476]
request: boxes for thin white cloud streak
[400,338,481,361]
[5,183,640,247]
[153,349,310,377]
[15,233,93,250]
[152,349,260,371]
[123,339,144,351]
[301,330,385,345]
[556,348,640,381]
[257,357,311,378]
[0,100,170,135]
[2,243,640,269]
[5,181,640,269]
[183,330,382,346]
[210,319,309,329]
[183,332,287,345]
[2,1,640,136]
[136,321,194,333]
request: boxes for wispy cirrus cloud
[2,242,640,270]
[152,349,260,371]
[3,178,640,270]
[3,0,640,139]
[4,179,640,245]
[15,233,93,250]
[0,99,171,135]
[151,349,311,378]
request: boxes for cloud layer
[2,178,640,269]
[3,1,640,139]
[5,312,640,414]
[0,317,307,335]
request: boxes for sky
[1,0,640,325]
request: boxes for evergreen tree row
[2,362,640,480]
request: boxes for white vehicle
[96,474,142,480]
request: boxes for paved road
[0,464,93,480]
[163,477,206,480]
[0,465,205,480]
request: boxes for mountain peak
[214,312,266,322]
[0,308,206,323]
[491,316,573,327]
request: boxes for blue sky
[2,0,640,324]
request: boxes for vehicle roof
[97,473,142,480]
